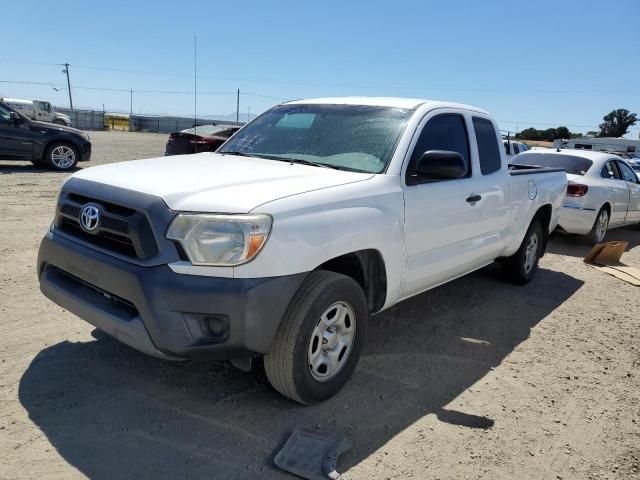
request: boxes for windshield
[219,104,413,173]
[0,102,30,122]
[514,152,593,175]
[182,125,236,136]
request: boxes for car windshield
[182,125,235,136]
[218,104,413,173]
[514,152,594,175]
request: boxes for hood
[30,120,82,135]
[71,152,374,213]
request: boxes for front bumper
[558,205,597,235]
[38,231,307,361]
[79,141,92,162]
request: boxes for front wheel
[44,142,79,171]
[503,220,544,285]
[264,270,368,404]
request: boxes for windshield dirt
[219,104,412,173]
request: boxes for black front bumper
[38,232,307,362]
[78,141,91,162]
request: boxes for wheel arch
[531,203,553,256]
[316,249,387,314]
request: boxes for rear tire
[587,207,609,244]
[264,270,368,405]
[44,142,79,171]
[503,220,544,285]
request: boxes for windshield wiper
[219,150,256,158]
[254,154,345,170]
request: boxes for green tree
[598,109,638,137]
[554,126,571,139]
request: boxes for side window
[407,114,470,182]
[600,161,619,179]
[472,117,502,175]
[617,161,638,183]
[512,143,520,155]
[520,143,529,152]
[39,101,51,112]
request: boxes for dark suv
[0,101,91,171]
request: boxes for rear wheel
[44,142,79,171]
[587,207,609,244]
[503,220,544,285]
[264,270,368,404]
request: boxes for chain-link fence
[54,107,244,133]
[56,108,105,130]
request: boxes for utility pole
[194,36,197,131]
[236,89,240,123]
[129,89,133,116]
[62,62,73,110]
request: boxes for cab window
[0,104,12,123]
[472,117,502,175]
[39,101,51,112]
[407,114,470,184]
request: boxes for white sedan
[513,149,640,243]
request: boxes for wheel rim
[51,145,76,169]
[308,301,356,382]
[523,231,539,274]
[595,210,608,243]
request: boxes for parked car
[37,97,567,404]
[0,101,91,170]
[0,97,71,126]
[165,124,241,155]
[513,149,640,242]
[504,139,529,159]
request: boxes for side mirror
[416,150,467,180]
[9,111,23,126]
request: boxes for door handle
[466,194,482,203]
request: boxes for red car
[165,124,241,156]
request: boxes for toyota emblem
[80,204,100,232]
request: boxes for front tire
[587,207,609,244]
[44,142,79,171]
[264,270,368,405]
[503,220,544,285]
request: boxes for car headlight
[166,213,272,266]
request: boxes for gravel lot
[1,131,639,480]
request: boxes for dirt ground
[1,131,639,480]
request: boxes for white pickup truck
[0,97,71,126]
[38,97,567,404]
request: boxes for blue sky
[1,0,639,136]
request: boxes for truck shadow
[19,266,582,479]
[547,227,640,258]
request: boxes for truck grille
[55,191,158,260]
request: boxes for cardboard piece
[584,241,640,286]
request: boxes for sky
[1,0,639,136]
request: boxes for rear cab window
[472,117,502,175]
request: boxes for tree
[554,126,571,139]
[598,109,638,137]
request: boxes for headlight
[166,213,272,266]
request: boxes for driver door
[400,112,486,299]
